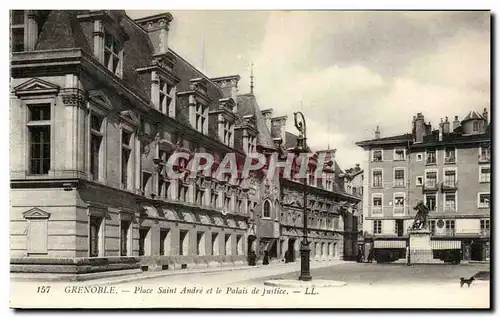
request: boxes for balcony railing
[444,156,456,164]
[372,207,382,214]
[445,229,456,236]
[423,181,438,191]
[393,180,405,187]
[393,207,404,214]
[444,207,456,213]
[441,180,458,191]
[480,229,490,237]
[426,157,437,165]
[479,154,490,163]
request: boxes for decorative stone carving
[61,88,86,107]
[226,219,237,228]
[199,214,211,225]
[182,212,195,223]
[213,216,224,226]
[238,220,247,229]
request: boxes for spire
[250,63,254,94]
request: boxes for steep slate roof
[462,110,486,123]
[285,131,299,149]
[355,133,412,147]
[236,93,276,150]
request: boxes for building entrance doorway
[471,242,484,261]
[287,238,296,262]
[247,235,257,255]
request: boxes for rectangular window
[28,104,52,175]
[372,196,382,214]
[394,149,406,161]
[425,171,437,188]
[11,10,25,52]
[89,216,103,257]
[373,220,382,234]
[479,145,490,162]
[104,33,122,77]
[426,149,436,165]
[372,170,383,187]
[445,220,455,236]
[443,170,457,187]
[416,176,423,186]
[372,150,383,162]
[393,194,405,214]
[195,103,208,133]
[416,153,423,161]
[480,220,490,236]
[480,166,490,183]
[159,79,175,115]
[473,121,479,131]
[393,168,405,187]
[478,193,490,208]
[121,130,132,189]
[90,113,104,181]
[120,220,130,256]
[444,194,456,212]
[425,194,437,212]
[444,147,456,164]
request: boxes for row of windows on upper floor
[11,11,241,147]
[371,146,490,164]
[370,191,490,216]
[371,219,490,236]
[370,165,490,189]
[26,103,339,205]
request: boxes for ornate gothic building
[10,10,360,277]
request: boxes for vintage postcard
[9,9,491,309]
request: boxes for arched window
[263,200,271,218]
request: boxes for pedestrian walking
[263,250,269,265]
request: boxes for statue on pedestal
[411,201,430,231]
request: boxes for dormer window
[11,10,25,52]
[104,33,123,77]
[247,135,257,153]
[223,121,234,147]
[159,78,175,116]
[195,103,208,133]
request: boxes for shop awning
[431,240,461,250]
[374,240,406,249]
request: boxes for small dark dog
[460,276,475,288]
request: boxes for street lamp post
[288,111,312,281]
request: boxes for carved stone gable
[14,78,60,97]
[23,207,51,219]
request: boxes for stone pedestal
[409,229,433,264]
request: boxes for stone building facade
[10,10,359,277]
[356,110,491,262]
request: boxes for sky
[127,10,490,169]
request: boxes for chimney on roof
[135,13,173,55]
[483,108,488,123]
[414,113,425,143]
[438,118,443,142]
[443,117,450,134]
[375,126,380,139]
[271,115,287,144]
[261,109,273,132]
[452,115,460,131]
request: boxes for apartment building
[10,10,357,276]
[342,164,364,260]
[356,110,490,262]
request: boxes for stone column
[151,71,160,110]
[93,19,105,63]
[26,10,38,51]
